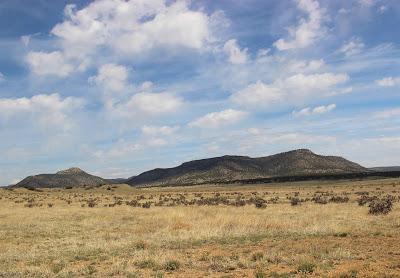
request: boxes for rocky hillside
[12,167,108,189]
[127,149,367,186]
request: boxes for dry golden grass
[1,178,400,277]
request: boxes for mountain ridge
[10,149,374,188]
[126,149,367,186]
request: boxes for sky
[0,0,399,185]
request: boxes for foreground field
[1,178,400,277]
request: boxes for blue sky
[0,0,399,185]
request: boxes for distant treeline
[218,171,400,185]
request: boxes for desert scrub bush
[357,195,377,206]
[312,195,328,204]
[87,199,97,207]
[369,197,393,215]
[209,257,236,272]
[163,260,180,271]
[142,202,151,208]
[290,197,301,206]
[50,261,65,274]
[84,265,97,275]
[254,198,267,209]
[254,268,267,278]
[329,196,349,203]
[152,271,164,278]
[135,259,157,269]
[339,269,358,278]
[251,252,264,261]
[134,241,147,250]
[297,261,315,274]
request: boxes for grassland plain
[1,178,400,277]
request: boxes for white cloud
[140,125,179,147]
[292,103,336,116]
[231,81,283,107]
[223,39,248,64]
[140,81,154,90]
[375,77,400,87]
[204,142,220,152]
[239,129,336,152]
[257,48,270,58]
[231,73,349,107]
[141,125,179,136]
[93,125,181,160]
[247,128,262,135]
[122,92,183,115]
[50,0,215,59]
[89,63,129,92]
[93,139,142,160]
[358,0,374,7]
[378,5,387,13]
[21,35,31,46]
[0,72,4,82]
[26,51,74,77]
[328,87,353,96]
[286,59,324,73]
[373,108,400,119]
[189,109,247,128]
[0,93,84,129]
[147,138,168,147]
[283,73,349,91]
[339,38,364,56]
[274,0,325,50]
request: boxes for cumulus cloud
[339,38,365,56]
[223,39,248,64]
[50,0,216,59]
[231,81,283,107]
[240,129,336,152]
[93,139,142,160]
[358,0,374,7]
[378,5,388,13]
[0,93,84,129]
[375,77,400,87]
[189,109,247,128]
[89,63,129,92]
[231,73,349,107]
[274,0,325,50]
[287,59,324,73]
[373,108,400,119]
[283,73,349,91]
[120,92,183,115]
[292,104,336,116]
[141,125,179,136]
[93,125,180,160]
[247,128,262,135]
[26,51,74,77]
[257,48,270,58]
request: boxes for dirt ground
[0,178,399,277]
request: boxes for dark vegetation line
[151,171,400,187]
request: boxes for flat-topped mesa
[56,167,86,175]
